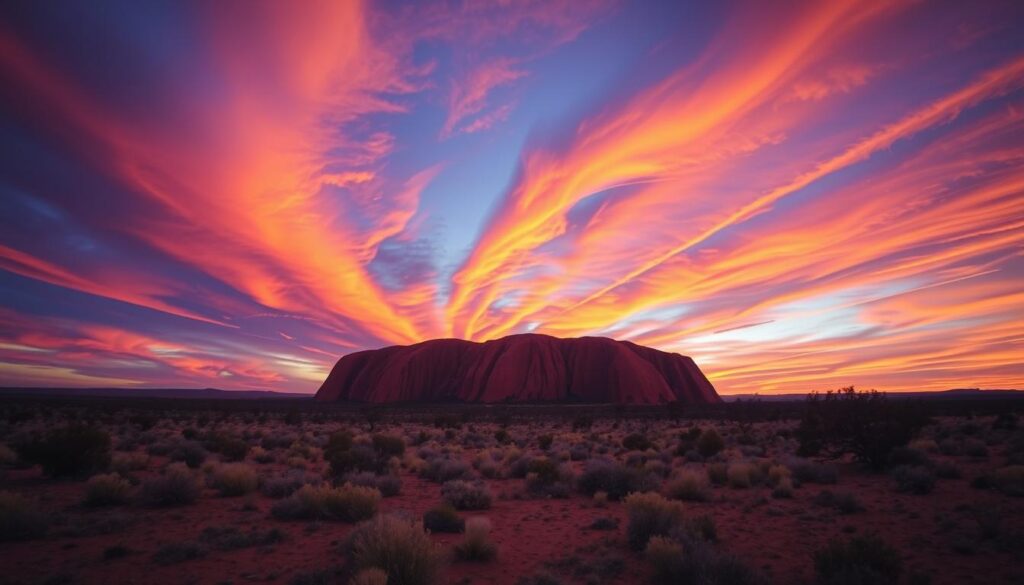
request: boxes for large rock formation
[314,334,719,405]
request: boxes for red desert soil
[315,334,720,405]
[1,417,1022,585]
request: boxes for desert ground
[0,394,1022,585]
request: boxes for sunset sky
[1,0,1022,395]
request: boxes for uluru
[314,333,720,404]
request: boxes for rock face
[314,334,719,405]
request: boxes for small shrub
[787,458,838,485]
[347,514,441,585]
[538,434,554,450]
[697,429,724,458]
[813,534,902,585]
[767,464,791,486]
[441,480,492,510]
[330,444,383,476]
[891,466,935,495]
[15,425,111,478]
[211,463,259,496]
[727,462,755,488]
[210,435,250,462]
[578,458,651,500]
[343,472,402,497]
[524,458,573,498]
[645,536,685,582]
[772,476,795,499]
[664,469,711,502]
[992,465,1024,497]
[84,473,132,507]
[140,463,201,507]
[0,491,47,541]
[624,492,685,551]
[271,484,380,522]
[262,471,320,499]
[707,462,728,485]
[169,440,207,468]
[420,458,472,483]
[422,503,464,533]
[372,434,406,458]
[111,452,149,473]
[454,517,498,561]
[623,433,652,451]
[645,534,763,585]
[351,569,389,585]
[494,429,510,444]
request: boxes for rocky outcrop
[315,334,719,405]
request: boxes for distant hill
[0,387,309,400]
[722,388,1023,402]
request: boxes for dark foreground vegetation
[0,388,1022,584]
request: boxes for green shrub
[578,458,652,500]
[697,429,725,458]
[210,463,259,496]
[419,457,472,483]
[623,433,652,451]
[624,492,685,551]
[772,476,795,499]
[645,536,685,582]
[207,434,249,462]
[140,463,201,507]
[664,469,711,502]
[422,503,464,533]
[372,434,406,458]
[330,445,383,476]
[169,440,207,468]
[645,534,763,585]
[15,425,111,477]
[111,451,149,473]
[538,434,554,450]
[727,462,755,488]
[813,535,902,585]
[454,516,497,562]
[84,473,132,506]
[271,484,380,522]
[343,472,402,497]
[0,491,47,541]
[992,465,1024,497]
[441,480,492,510]
[347,514,441,585]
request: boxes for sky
[0,0,1022,395]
